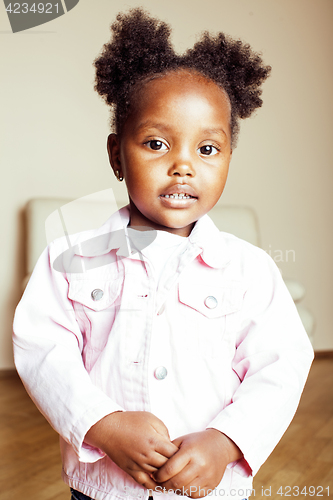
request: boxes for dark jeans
[70,488,93,500]
[71,490,156,500]
[70,489,248,500]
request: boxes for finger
[140,463,158,473]
[143,451,171,470]
[182,481,213,499]
[157,461,199,492]
[155,439,179,459]
[151,417,172,438]
[131,470,159,490]
[172,436,185,448]
[161,479,209,498]
[141,475,159,491]
[153,448,190,483]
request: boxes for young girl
[13,8,314,500]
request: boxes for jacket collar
[73,205,231,269]
[189,214,231,269]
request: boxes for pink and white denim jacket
[13,206,314,500]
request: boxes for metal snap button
[154,366,168,380]
[91,289,104,301]
[204,296,218,309]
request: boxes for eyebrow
[201,128,228,139]
[135,121,228,138]
[135,121,171,133]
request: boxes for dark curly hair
[94,8,271,147]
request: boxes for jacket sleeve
[206,248,314,477]
[13,241,124,463]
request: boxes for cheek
[219,172,229,193]
[125,168,154,200]
[207,170,229,202]
[207,163,229,188]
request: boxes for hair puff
[94,8,271,146]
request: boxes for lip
[158,183,198,209]
[159,183,198,198]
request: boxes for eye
[145,140,168,151]
[198,145,219,156]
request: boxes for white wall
[1,0,332,368]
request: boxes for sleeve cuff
[227,458,253,478]
[206,413,256,477]
[70,398,125,463]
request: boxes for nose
[168,150,195,177]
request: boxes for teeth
[162,194,192,199]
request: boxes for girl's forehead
[131,70,231,120]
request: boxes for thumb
[172,435,185,448]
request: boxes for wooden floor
[0,358,332,500]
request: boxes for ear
[107,133,123,178]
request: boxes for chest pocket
[67,278,123,354]
[178,281,245,358]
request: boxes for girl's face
[108,71,232,237]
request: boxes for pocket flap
[68,278,122,311]
[178,282,244,318]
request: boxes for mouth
[160,193,196,200]
[158,184,198,209]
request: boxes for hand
[153,430,243,498]
[85,411,178,490]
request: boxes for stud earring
[115,170,123,182]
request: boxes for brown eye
[199,145,219,156]
[146,140,167,151]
